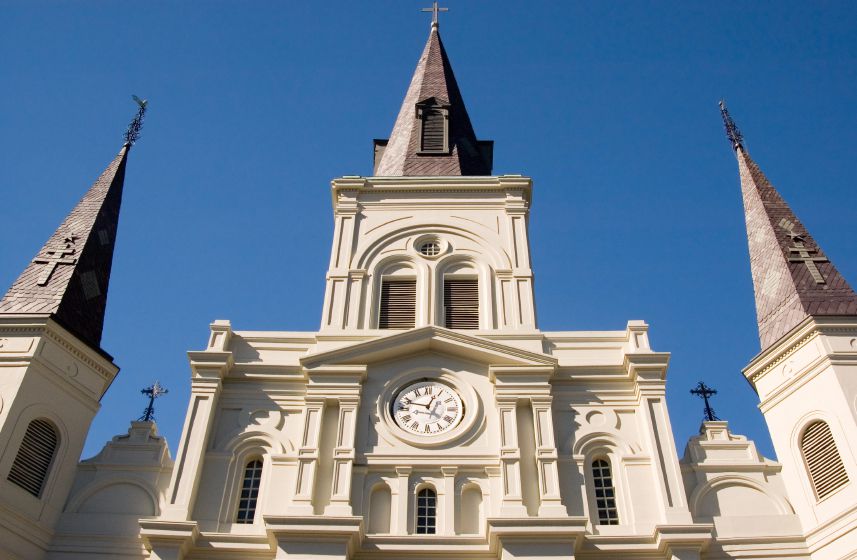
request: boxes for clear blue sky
[2,1,856,461]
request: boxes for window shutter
[379,279,416,329]
[802,421,849,500]
[7,419,58,497]
[444,278,479,329]
[421,108,446,152]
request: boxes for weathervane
[421,1,448,25]
[139,381,168,422]
[690,381,719,422]
[124,95,148,146]
[719,100,744,151]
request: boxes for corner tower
[0,103,143,559]
[321,21,535,334]
[723,102,857,558]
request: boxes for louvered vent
[7,419,58,497]
[802,421,849,500]
[421,108,446,152]
[379,279,416,329]
[444,278,479,329]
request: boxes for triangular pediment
[301,326,556,369]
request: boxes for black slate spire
[0,134,133,352]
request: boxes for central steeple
[374,21,493,176]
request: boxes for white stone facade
[1,169,852,559]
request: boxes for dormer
[416,97,450,154]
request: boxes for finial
[139,380,168,422]
[719,100,744,152]
[421,1,448,27]
[124,95,148,147]
[690,381,719,422]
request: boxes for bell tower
[0,104,143,559]
[320,20,538,335]
[723,102,857,558]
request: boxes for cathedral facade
[1,20,856,560]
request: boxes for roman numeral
[401,415,412,423]
[410,421,419,430]
[444,397,453,403]
[424,424,431,433]
[448,406,458,412]
[443,415,454,422]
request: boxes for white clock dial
[392,381,463,436]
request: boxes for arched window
[235,459,263,523]
[378,263,417,329]
[416,487,437,534]
[801,421,849,500]
[591,458,619,525]
[7,418,58,498]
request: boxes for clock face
[392,381,463,436]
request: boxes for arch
[789,411,854,503]
[689,475,793,518]
[72,478,158,516]
[217,436,273,525]
[458,483,483,535]
[371,256,425,329]
[572,431,633,458]
[800,420,849,500]
[367,482,392,534]
[6,416,61,498]
[355,222,512,272]
[436,254,494,330]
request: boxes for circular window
[419,242,441,256]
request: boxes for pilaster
[440,465,457,535]
[393,466,412,535]
[162,321,232,521]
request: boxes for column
[440,466,457,535]
[393,467,412,534]
[289,397,326,515]
[496,397,527,516]
[530,396,566,516]
[326,395,360,516]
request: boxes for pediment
[300,326,556,370]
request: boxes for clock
[392,380,464,436]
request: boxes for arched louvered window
[443,277,478,329]
[416,487,437,534]
[592,458,619,525]
[7,418,59,497]
[801,421,849,500]
[379,278,416,329]
[420,107,447,152]
[235,459,263,523]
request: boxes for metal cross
[139,381,169,422]
[421,1,448,24]
[690,381,719,422]
[779,219,827,284]
[33,236,79,286]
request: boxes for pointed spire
[374,24,492,176]
[723,102,857,350]
[0,102,143,352]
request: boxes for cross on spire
[139,381,168,422]
[779,218,828,284]
[32,235,79,286]
[421,1,448,26]
[690,381,719,422]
